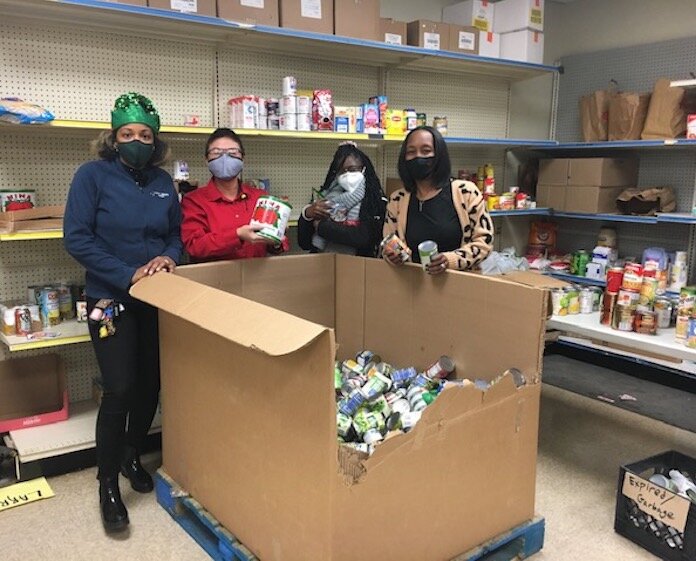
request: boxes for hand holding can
[425,252,448,275]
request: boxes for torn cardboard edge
[337,371,529,484]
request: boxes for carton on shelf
[216,0,279,26]
[565,185,627,214]
[334,0,379,41]
[147,0,217,16]
[478,30,501,58]
[0,205,65,233]
[494,0,544,33]
[406,20,449,51]
[446,24,479,55]
[442,0,495,33]
[500,29,544,64]
[279,0,333,34]
[379,18,407,46]
[568,158,639,187]
[130,254,551,561]
[536,184,566,210]
[0,354,68,432]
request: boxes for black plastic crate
[615,450,696,561]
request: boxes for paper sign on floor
[0,477,54,512]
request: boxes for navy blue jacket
[64,158,183,302]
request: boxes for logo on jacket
[150,191,170,199]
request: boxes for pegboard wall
[0,14,523,406]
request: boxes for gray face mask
[208,154,243,180]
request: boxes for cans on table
[601,291,617,325]
[634,310,657,335]
[617,289,640,307]
[654,298,673,329]
[579,288,594,314]
[612,304,635,332]
[566,288,580,315]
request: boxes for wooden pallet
[155,469,544,561]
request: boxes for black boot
[99,476,129,532]
[120,445,153,493]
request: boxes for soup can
[380,233,410,262]
[551,288,567,316]
[282,76,297,96]
[418,240,438,268]
[579,288,594,314]
[612,304,635,332]
[654,298,673,329]
[14,306,31,336]
[676,315,690,341]
[249,195,292,244]
[617,289,640,307]
[600,292,617,325]
[424,355,455,380]
[566,288,580,315]
[606,267,624,293]
[39,287,61,327]
[634,310,657,335]
[639,277,658,306]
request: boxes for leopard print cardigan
[383,179,494,271]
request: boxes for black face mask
[405,156,434,180]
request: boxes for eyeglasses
[339,166,365,174]
[207,148,243,158]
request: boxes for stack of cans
[335,351,455,455]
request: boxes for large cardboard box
[446,24,479,55]
[539,157,638,187]
[565,185,626,214]
[379,18,407,46]
[442,0,495,33]
[279,0,333,34]
[568,157,639,187]
[500,29,544,64]
[494,0,543,33]
[0,354,68,432]
[217,0,279,25]
[131,254,550,561]
[407,20,449,51]
[536,183,566,210]
[479,30,501,58]
[334,0,379,41]
[148,0,217,16]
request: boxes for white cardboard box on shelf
[442,0,495,33]
[500,29,544,64]
[494,0,544,33]
[478,30,501,58]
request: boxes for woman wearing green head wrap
[64,93,183,533]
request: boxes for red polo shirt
[181,179,287,262]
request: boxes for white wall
[380,0,455,22]
[545,0,696,63]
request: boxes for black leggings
[87,297,160,480]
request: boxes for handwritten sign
[0,477,54,512]
[622,472,691,533]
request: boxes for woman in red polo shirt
[181,128,287,262]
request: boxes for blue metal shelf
[538,139,696,151]
[446,138,558,148]
[655,213,696,224]
[44,0,560,80]
[546,272,606,287]
[490,208,552,217]
[553,212,657,224]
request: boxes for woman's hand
[237,224,273,244]
[383,247,406,266]
[131,255,176,285]
[305,200,332,220]
[425,253,448,275]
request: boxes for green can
[572,250,590,276]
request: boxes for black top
[405,185,463,264]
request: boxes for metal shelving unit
[0,319,90,352]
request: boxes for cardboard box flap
[500,270,568,289]
[130,273,330,356]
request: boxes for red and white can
[606,267,624,293]
[424,356,456,380]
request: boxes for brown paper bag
[580,90,613,141]
[616,187,676,215]
[608,93,651,141]
[641,78,686,139]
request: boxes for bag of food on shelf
[0,98,54,125]
[608,92,651,141]
[641,78,686,139]
[616,187,676,215]
[579,85,617,142]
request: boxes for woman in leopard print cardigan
[383,126,494,274]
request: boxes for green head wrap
[111,92,160,134]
